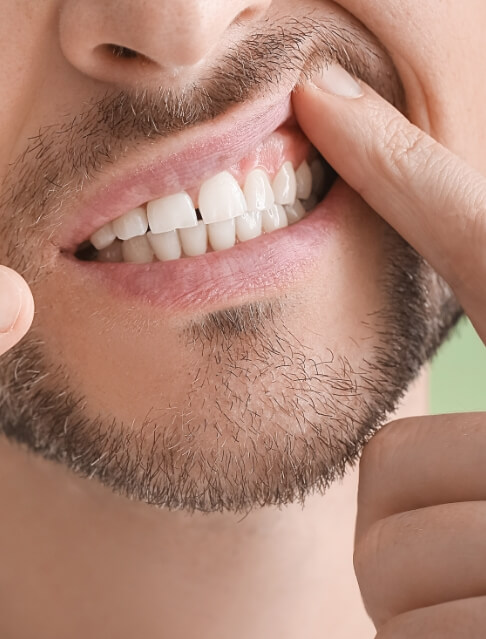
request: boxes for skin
[0,0,439,513]
[0,0,484,637]
[293,65,486,635]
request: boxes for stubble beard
[0,231,461,513]
[0,14,463,513]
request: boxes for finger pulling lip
[61,92,297,252]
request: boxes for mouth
[60,91,337,311]
[74,150,334,264]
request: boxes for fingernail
[0,267,22,333]
[312,64,363,98]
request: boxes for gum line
[79,155,331,263]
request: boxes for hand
[0,266,34,356]
[292,66,486,637]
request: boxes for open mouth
[75,150,335,264]
[59,95,341,310]
[70,90,336,266]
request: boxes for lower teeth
[76,156,334,264]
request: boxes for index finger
[292,65,486,340]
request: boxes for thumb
[0,266,34,355]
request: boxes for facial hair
[0,14,462,512]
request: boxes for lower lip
[61,184,341,312]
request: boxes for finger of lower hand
[0,266,34,355]
[354,502,486,628]
[292,65,486,339]
[376,596,486,639]
[355,414,486,541]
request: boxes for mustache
[99,15,386,140]
[0,13,403,246]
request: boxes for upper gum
[86,123,314,241]
[141,124,310,212]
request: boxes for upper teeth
[89,159,319,261]
[272,161,297,205]
[148,192,198,234]
[243,168,274,211]
[198,171,247,224]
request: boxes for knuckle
[372,114,486,288]
[353,518,391,625]
[354,514,410,628]
[375,114,435,182]
[353,516,387,587]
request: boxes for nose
[59,0,272,88]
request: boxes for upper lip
[60,90,296,253]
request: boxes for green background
[430,318,486,413]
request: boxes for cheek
[0,4,59,176]
[338,0,486,170]
[28,188,390,424]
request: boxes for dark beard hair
[0,234,462,513]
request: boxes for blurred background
[430,318,486,413]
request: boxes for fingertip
[0,266,34,353]
[309,64,364,99]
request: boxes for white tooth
[295,161,313,200]
[272,161,297,205]
[207,218,236,251]
[179,221,208,257]
[198,171,247,224]
[236,211,262,242]
[310,159,325,190]
[112,207,148,240]
[121,235,154,263]
[90,222,116,250]
[243,169,275,211]
[147,230,182,261]
[285,200,306,225]
[98,239,123,262]
[147,192,197,234]
[262,204,288,233]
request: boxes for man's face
[0,0,477,512]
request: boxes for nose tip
[59,0,272,88]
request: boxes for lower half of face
[0,179,459,512]
[0,0,464,513]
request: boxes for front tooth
[243,169,275,211]
[147,230,182,261]
[207,218,236,251]
[272,161,297,205]
[112,207,148,240]
[262,204,288,233]
[98,239,123,262]
[285,200,306,225]
[179,221,208,257]
[90,222,116,250]
[295,161,313,199]
[121,235,154,263]
[198,171,247,224]
[236,211,262,242]
[147,192,197,234]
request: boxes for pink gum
[183,124,312,205]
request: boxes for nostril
[97,43,153,66]
[108,44,139,59]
